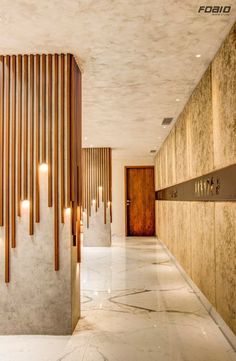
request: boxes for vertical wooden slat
[35,55,40,223]
[23,55,28,200]
[29,55,34,235]
[100,148,103,203]
[66,54,71,207]
[41,54,46,163]
[106,148,109,205]
[54,54,59,271]
[5,56,10,283]
[89,148,92,217]
[104,148,107,224]
[16,55,22,217]
[97,149,100,208]
[95,149,98,211]
[82,150,85,211]
[60,55,65,223]
[48,54,53,207]
[91,148,94,203]
[0,57,4,226]
[109,148,112,222]
[11,56,16,247]
[76,206,81,262]
[70,57,76,241]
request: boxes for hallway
[1,237,235,361]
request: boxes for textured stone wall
[155,23,236,334]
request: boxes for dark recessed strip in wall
[156,164,236,202]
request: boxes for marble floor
[0,236,235,361]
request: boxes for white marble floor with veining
[0,236,235,361]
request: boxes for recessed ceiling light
[195,54,201,58]
[176,98,180,102]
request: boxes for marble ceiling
[0,0,235,156]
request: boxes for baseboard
[159,239,236,351]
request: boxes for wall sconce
[22,200,30,209]
[40,163,48,172]
[65,208,71,216]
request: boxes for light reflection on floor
[0,236,235,361]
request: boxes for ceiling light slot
[162,117,173,126]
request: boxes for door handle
[126,200,131,206]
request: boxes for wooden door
[125,166,155,236]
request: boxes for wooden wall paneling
[41,54,46,163]
[29,55,34,235]
[60,55,65,223]
[53,54,59,271]
[16,55,22,217]
[47,54,53,207]
[0,56,4,226]
[82,148,112,227]
[5,56,10,283]
[35,55,40,223]
[10,56,16,246]
[22,55,28,200]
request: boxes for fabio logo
[198,5,231,14]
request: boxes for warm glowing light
[92,199,96,204]
[40,163,48,172]
[108,201,111,206]
[195,54,201,58]
[22,200,30,209]
[99,186,102,190]
[176,98,180,102]
[65,208,71,215]
[83,211,86,216]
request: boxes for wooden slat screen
[82,148,112,228]
[0,53,82,282]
